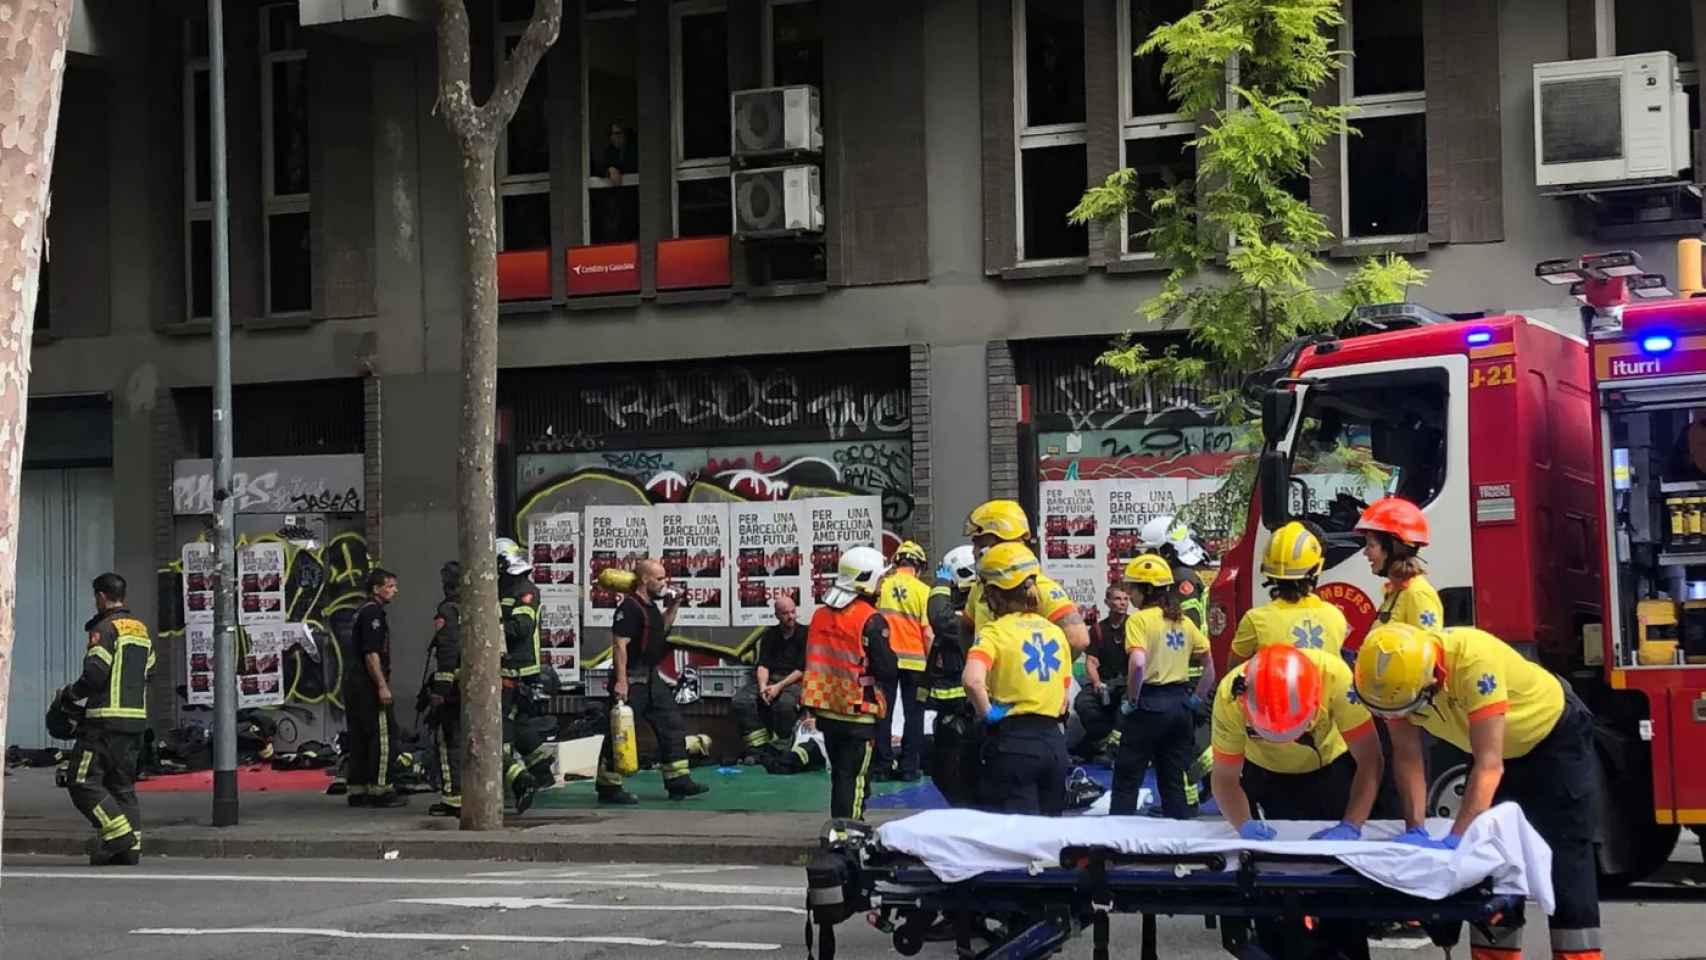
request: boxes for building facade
[11,0,1703,740]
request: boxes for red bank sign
[658,236,732,291]
[567,243,640,296]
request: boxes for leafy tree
[1069,0,1426,545]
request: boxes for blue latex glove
[936,560,953,582]
[1309,821,1362,842]
[1238,819,1277,841]
[1186,694,1204,712]
[984,702,1012,725]
[1394,826,1461,850]
[1119,697,1139,717]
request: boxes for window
[672,1,732,237]
[184,16,212,320]
[764,0,822,88]
[262,3,310,316]
[1615,0,1693,59]
[499,2,552,252]
[1341,0,1426,239]
[1015,0,1087,261]
[1286,370,1447,536]
[1120,0,1195,256]
[584,0,639,244]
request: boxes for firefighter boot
[667,777,710,800]
[89,832,138,867]
[597,786,639,805]
[512,774,538,815]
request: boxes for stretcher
[805,820,1529,960]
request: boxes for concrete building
[9,0,1703,744]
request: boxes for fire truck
[1209,248,1706,884]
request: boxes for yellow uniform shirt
[1396,627,1564,759]
[1123,607,1210,685]
[967,612,1070,719]
[878,569,933,672]
[1230,595,1349,660]
[969,572,1079,636]
[1380,575,1444,631]
[1211,653,1375,775]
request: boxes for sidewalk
[1,767,895,866]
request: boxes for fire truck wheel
[1596,748,1679,888]
[1425,763,1467,821]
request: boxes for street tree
[1069,0,1426,544]
[433,0,562,831]
[0,0,72,864]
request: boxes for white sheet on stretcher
[876,801,1555,915]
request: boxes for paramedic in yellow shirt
[1230,521,1348,664]
[962,543,1071,815]
[1355,497,1444,637]
[963,500,1089,655]
[1355,623,1601,960]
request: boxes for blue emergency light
[1465,330,1493,345]
[1641,333,1677,354]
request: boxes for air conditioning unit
[730,86,822,159]
[299,0,433,40]
[1534,52,1691,188]
[733,165,823,236]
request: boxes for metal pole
[208,0,239,828]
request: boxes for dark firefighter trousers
[596,666,690,790]
[1110,684,1197,818]
[1243,753,1370,960]
[344,676,397,798]
[503,682,555,792]
[873,670,925,778]
[65,728,142,851]
[433,699,462,809]
[980,714,1069,816]
[819,716,877,819]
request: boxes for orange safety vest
[802,600,887,722]
[879,571,931,672]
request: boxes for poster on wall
[237,622,296,707]
[731,502,807,627]
[539,584,581,683]
[1038,481,1106,615]
[583,505,659,628]
[1105,478,1190,583]
[237,540,288,626]
[181,542,217,626]
[184,622,214,706]
[526,512,581,586]
[657,503,730,627]
[804,496,882,616]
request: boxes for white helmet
[943,544,978,589]
[822,545,885,610]
[495,537,533,576]
[1138,515,1204,567]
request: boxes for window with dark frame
[498,6,552,253]
[1121,0,1196,258]
[1123,136,1194,254]
[1016,0,1088,262]
[185,16,212,321]
[767,0,822,89]
[1343,0,1426,240]
[673,1,732,238]
[585,0,640,245]
[262,2,310,316]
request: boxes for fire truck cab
[1212,282,1687,882]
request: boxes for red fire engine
[1211,249,1705,883]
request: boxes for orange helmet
[1239,645,1323,743]
[1355,497,1430,547]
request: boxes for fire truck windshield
[1285,371,1449,537]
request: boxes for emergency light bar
[1537,258,1585,285]
[1582,250,1644,278]
[1629,273,1674,299]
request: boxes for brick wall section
[363,376,383,560]
[987,340,1019,500]
[908,344,932,559]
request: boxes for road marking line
[132,926,780,951]
[469,865,758,879]
[9,870,798,897]
[395,895,804,915]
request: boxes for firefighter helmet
[1122,554,1174,588]
[892,540,929,568]
[1139,515,1206,567]
[1353,622,1445,717]
[943,544,978,589]
[964,500,1031,543]
[1261,522,1324,580]
[1241,644,1323,743]
[977,542,1042,591]
[495,537,532,576]
[1355,497,1430,547]
[823,545,885,609]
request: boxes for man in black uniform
[732,595,806,760]
[427,561,462,817]
[497,538,552,806]
[923,546,978,805]
[344,568,405,808]
[1072,584,1130,763]
[595,559,710,803]
[63,573,153,865]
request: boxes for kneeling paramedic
[1214,643,1383,960]
[62,573,153,865]
[963,543,1082,816]
[1110,555,1214,817]
[801,545,898,819]
[1355,623,1603,960]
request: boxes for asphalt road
[4,855,1706,959]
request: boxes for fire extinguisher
[611,699,639,775]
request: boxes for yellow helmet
[965,500,1031,542]
[1261,522,1324,580]
[892,540,929,567]
[1353,622,1443,717]
[1122,554,1174,588]
[977,542,1042,590]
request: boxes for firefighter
[496,538,547,811]
[1355,623,1603,960]
[1356,497,1444,633]
[1229,521,1348,664]
[1213,643,1383,960]
[1138,514,1210,630]
[595,559,710,803]
[963,543,1071,815]
[732,595,806,760]
[62,573,153,865]
[1071,584,1130,763]
[800,545,898,819]
[345,568,406,807]
[923,545,980,805]
[874,540,934,782]
[1109,555,1215,817]
[964,500,1090,654]
[426,561,462,817]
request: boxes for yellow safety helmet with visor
[1261,521,1325,581]
[1122,554,1174,588]
[1352,621,1445,718]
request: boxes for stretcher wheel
[893,930,924,956]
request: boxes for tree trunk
[456,144,504,831]
[0,0,74,871]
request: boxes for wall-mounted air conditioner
[299,0,432,40]
[733,165,823,236]
[1534,52,1691,188]
[731,85,822,160]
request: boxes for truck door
[1251,355,1470,645]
